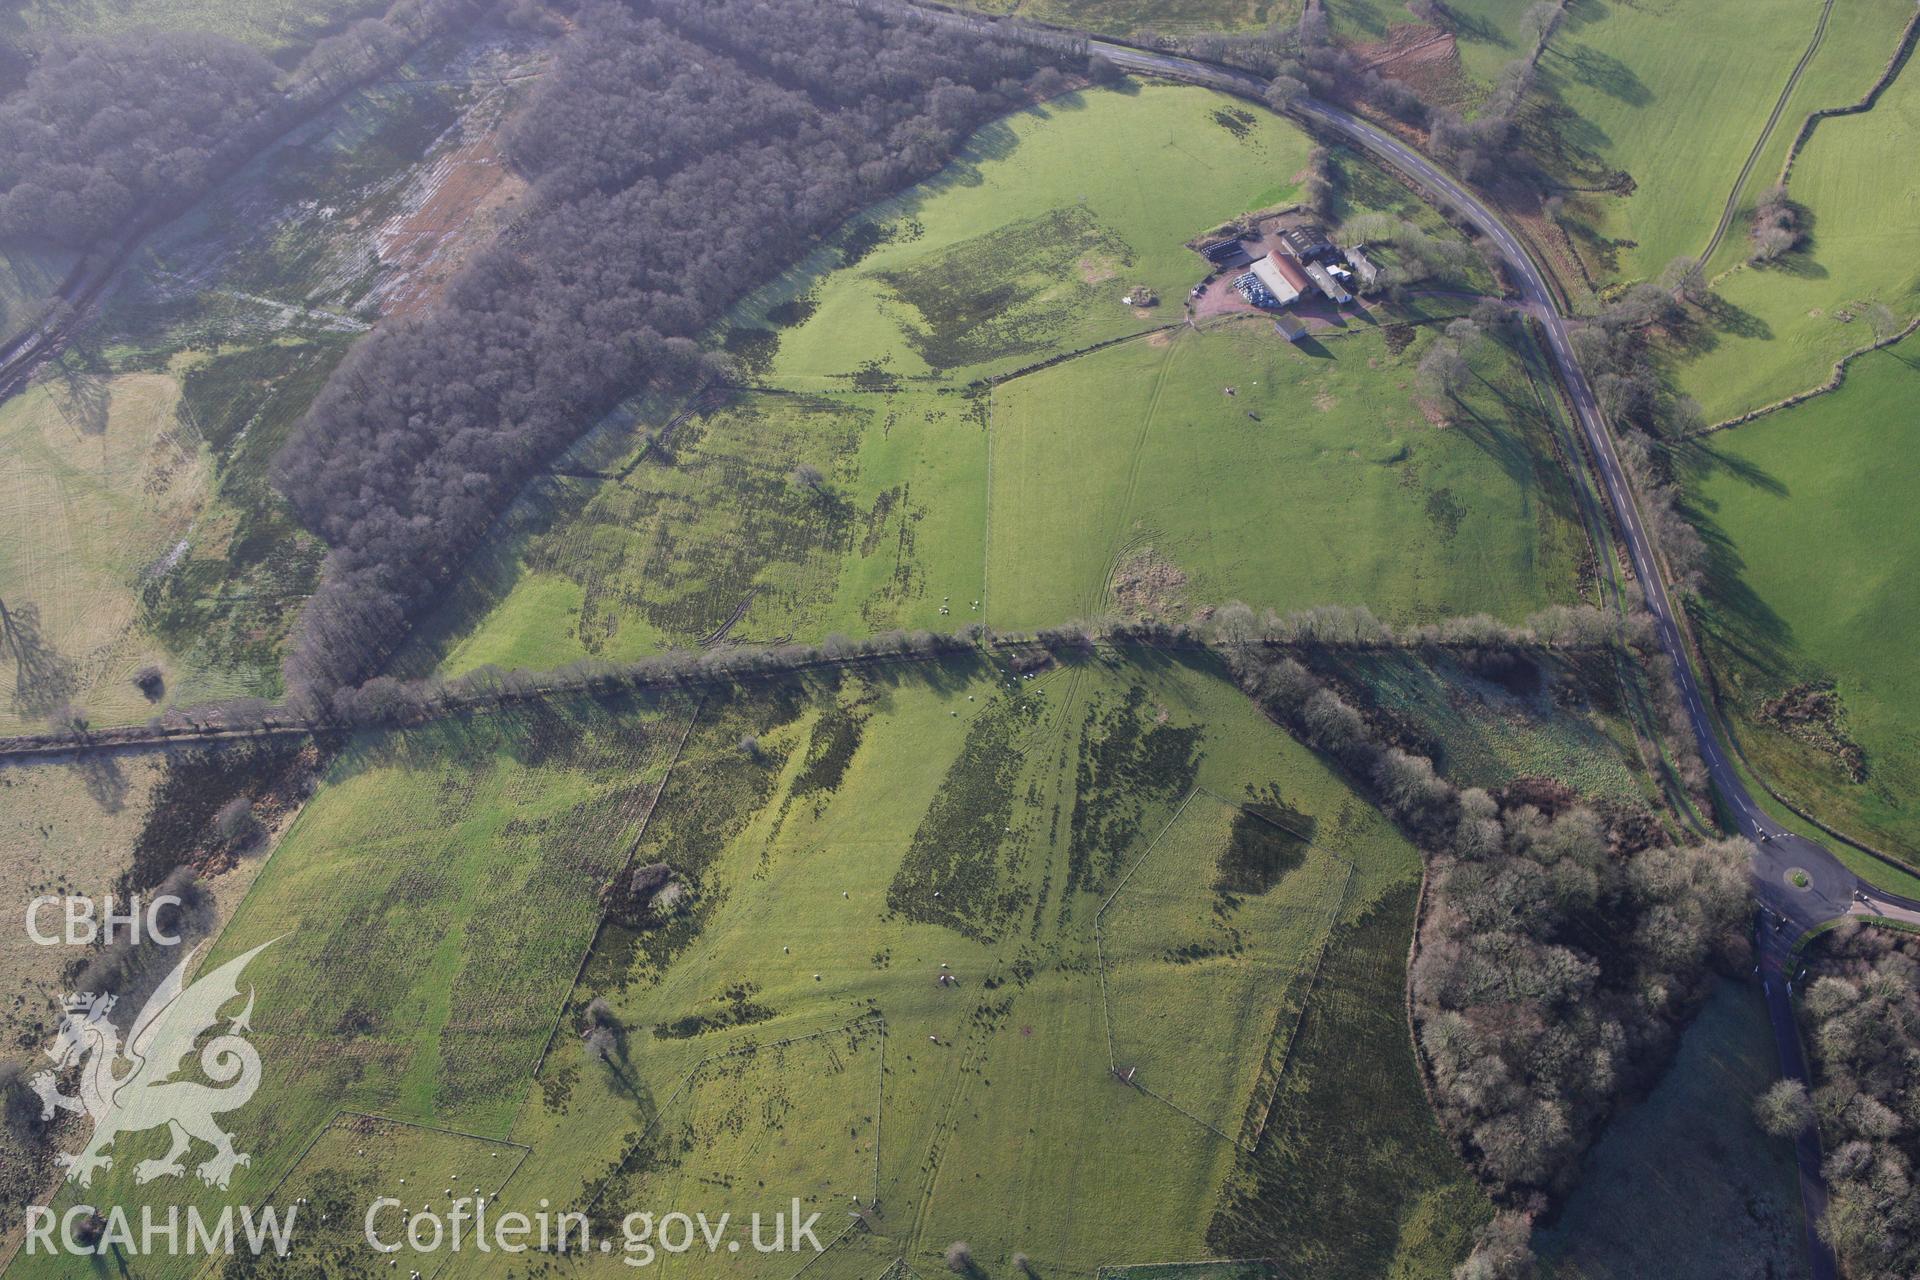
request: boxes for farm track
[1094,336,1178,619]
[1696,0,1839,268]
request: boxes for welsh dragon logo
[31,940,275,1190]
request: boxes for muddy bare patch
[1110,546,1187,620]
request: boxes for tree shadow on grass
[0,598,81,722]
[1552,41,1652,107]
[72,753,130,814]
[42,348,113,438]
[1673,439,1800,687]
[1445,353,1570,510]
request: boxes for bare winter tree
[1753,1079,1814,1139]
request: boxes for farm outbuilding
[1279,225,1336,261]
[1304,260,1352,304]
[1251,252,1309,305]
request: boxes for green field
[1535,981,1809,1279]
[0,367,219,733]
[1099,790,1350,1144]
[0,753,169,1049]
[0,342,345,733]
[8,658,1485,1279]
[1683,331,1920,862]
[8,0,390,58]
[1418,0,1915,317]
[1526,0,1831,284]
[986,317,1588,627]
[755,86,1319,389]
[1314,647,1652,804]
[1694,0,1920,281]
[1676,17,1920,419]
[407,387,990,677]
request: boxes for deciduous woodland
[274,0,1082,698]
[0,33,281,246]
[0,0,478,250]
[1801,925,1920,1280]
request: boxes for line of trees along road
[273,0,1082,700]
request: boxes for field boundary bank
[1690,313,1920,436]
[1694,0,1837,267]
[981,321,1185,388]
[0,633,1624,761]
[1092,786,1357,1154]
[1095,1258,1287,1280]
[1776,6,1920,186]
[526,696,706,1081]
[1402,864,1448,1157]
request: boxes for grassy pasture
[0,754,168,1049]
[412,389,989,678]
[9,692,700,1280]
[984,318,1589,627]
[1694,0,1920,280]
[230,1115,525,1280]
[756,86,1318,389]
[1683,332,1920,862]
[1535,982,1810,1279]
[10,0,390,59]
[0,344,338,733]
[1,659,1482,1279]
[1525,0,1823,284]
[1677,31,1920,419]
[570,1022,886,1280]
[508,658,1476,1280]
[0,368,213,733]
[1098,791,1349,1145]
[414,85,1521,673]
[148,655,1473,1280]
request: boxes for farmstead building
[1250,252,1310,305]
